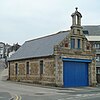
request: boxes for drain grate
[57,91,68,93]
[34,93,45,95]
[57,90,75,93]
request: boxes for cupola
[71,7,82,28]
[71,8,83,35]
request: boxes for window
[0,47,4,58]
[97,44,99,48]
[96,56,100,62]
[26,62,29,74]
[65,42,68,47]
[94,43,100,49]
[77,39,80,49]
[86,45,90,50]
[71,38,75,49]
[15,63,18,75]
[40,60,43,75]
[76,15,79,25]
[97,68,100,74]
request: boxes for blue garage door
[63,61,89,87]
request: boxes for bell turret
[71,7,82,27]
[71,8,83,35]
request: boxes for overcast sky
[0,0,100,45]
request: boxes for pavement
[5,79,100,95]
[1,67,100,100]
[0,67,8,81]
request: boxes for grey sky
[0,0,100,45]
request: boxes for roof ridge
[26,30,70,43]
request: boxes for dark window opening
[87,45,90,50]
[83,30,89,35]
[26,62,29,74]
[15,63,18,75]
[78,39,80,49]
[40,60,43,75]
[65,42,68,47]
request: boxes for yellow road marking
[15,94,19,100]
[15,94,22,100]
[19,95,22,100]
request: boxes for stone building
[86,36,100,83]
[0,42,5,59]
[0,42,20,59]
[7,43,21,57]
[82,27,100,83]
[8,8,96,87]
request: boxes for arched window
[76,15,80,25]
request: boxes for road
[0,68,100,100]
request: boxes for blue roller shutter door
[63,61,88,87]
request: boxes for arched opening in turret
[71,8,82,26]
[75,14,80,25]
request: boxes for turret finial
[75,7,78,11]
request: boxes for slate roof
[83,25,100,36]
[8,31,69,61]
